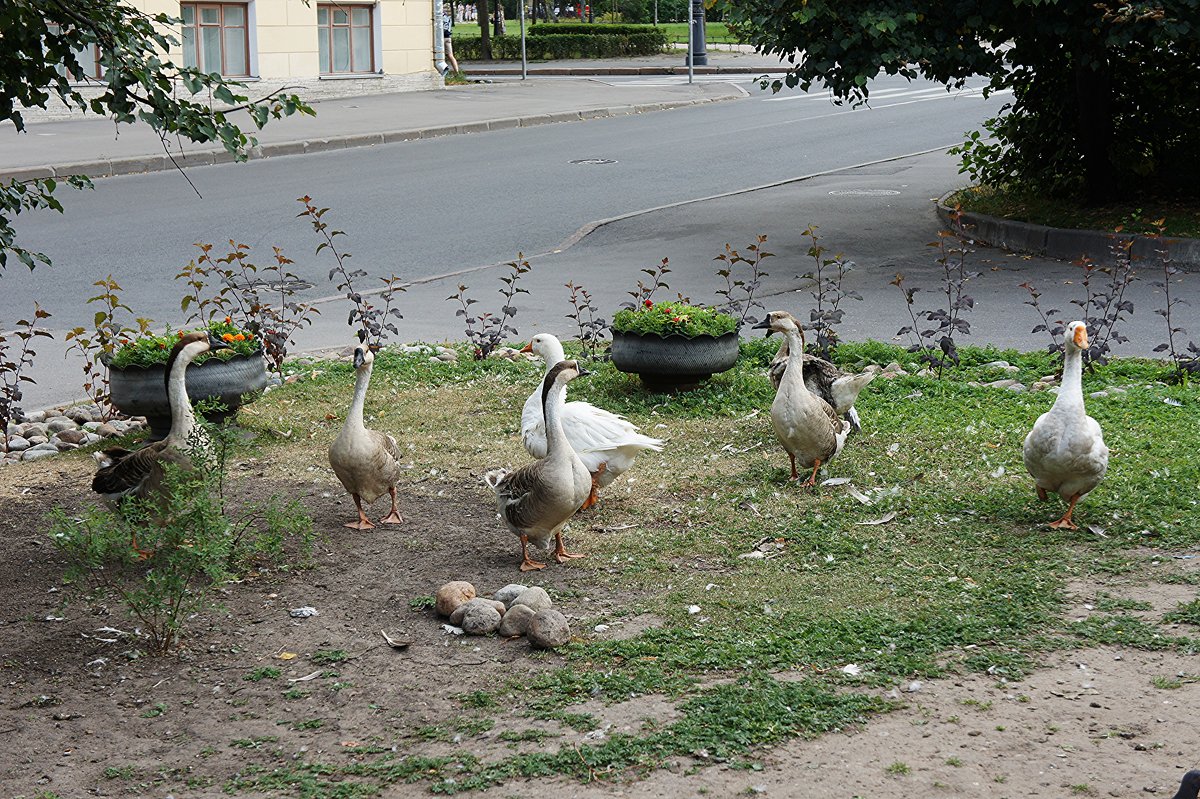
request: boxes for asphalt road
[5,75,1038,408]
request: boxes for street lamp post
[687,0,707,67]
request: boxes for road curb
[937,190,1200,270]
[462,65,789,76]
[0,94,736,183]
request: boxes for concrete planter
[107,349,269,440]
[610,330,740,391]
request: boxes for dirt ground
[1,455,1197,799]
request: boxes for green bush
[612,301,738,338]
[454,29,668,60]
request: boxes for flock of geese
[89,313,1109,569]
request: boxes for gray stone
[883,361,903,373]
[21,449,59,462]
[26,435,48,446]
[983,379,1023,390]
[21,423,48,439]
[436,581,476,617]
[45,417,76,433]
[65,406,97,423]
[450,598,489,627]
[83,433,102,446]
[82,422,103,432]
[982,360,1017,372]
[6,422,19,437]
[493,583,528,607]
[461,602,502,635]
[499,603,536,637]
[55,429,87,445]
[527,609,571,649]
[21,410,46,423]
[5,436,30,452]
[95,423,120,438]
[27,441,58,453]
[511,586,552,613]
[54,440,79,451]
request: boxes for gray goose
[1022,321,1109,529]
[328,341,405,530]
[754,311,850,487]
[92,331,230,549]
[766,321,875,431]
[485,360,592,571]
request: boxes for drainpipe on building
[434,0,448,76]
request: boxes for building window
[318,4,374,74]
[181,3,249,76]
[46,23,103,81]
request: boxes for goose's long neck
[781,328,807,389]
[542,379,569,456]
[540,340,566,378]
[345,364,372,432]
[1055,346,1085,412]
[165,342,202,445]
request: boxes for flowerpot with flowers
[610,299,740,391]
[106,318,269,440]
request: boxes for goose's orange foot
[344,519,376,530]
[379,488,404,524]
[1047,493,1080,530]
[554,533,586,563]
[520,557,547,572]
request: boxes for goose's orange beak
[1073,326,1089,349]
[520,342,533,353]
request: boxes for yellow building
[61,0,441,108]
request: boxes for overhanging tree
[1,0,314,270]
[717,0,1200,204]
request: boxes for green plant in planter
[108,318,259,369]
[612,300,738,338]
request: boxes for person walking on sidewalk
[442,9,459,74]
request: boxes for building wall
[25,0,440,123]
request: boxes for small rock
[983,379,1023,390]
[54,440,78,452]
[81,421,103,432]
[511,586,552,613]
[55,429,88,445]
[863,364,882,374]
[26,435,48,446]
[461,602,502,635]
[289,606,319,618]
[905,681,924,693]
[916,368,935,377]
[26,442,58,453]
[493,583,528,607]
[65,406,96,423]
[883,361,903,373]
[83,433,102,446]
[1031,381,1052,392]
[45,417,76,433]
[449,598,502,627]
[527,608,571,649]
[436,350,458,362]
[1090,390,1109,399]
[21,423,48,439]
[22,449,59,462]
[499,603,537,637]
[21,410,46,423]
[1039,375,1058,384]
[95,423,120,438]
[5,436,30,452]
[436,581,476,617]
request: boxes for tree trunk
[1074,59,1115,204]
[477,0,492,59]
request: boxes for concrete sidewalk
[0,54,767,182]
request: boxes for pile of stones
[3,405,146,466]
[435,581,571,650]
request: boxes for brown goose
[328,341,405,530]
[754,311,850,487]
[1022,321,1109,529]
[767,321,875,431]
[484,360,592,571]
[92,331,230,530]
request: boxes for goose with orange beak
[1022,321,1109,529]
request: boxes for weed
[448,254,532,360]
[298,195,405,348]
[141,702,167,718]
[311,649,349,665]
[102,765,136,779]
[945,756,963,767]
[1093,592,1153,612]
[409,595,437,611]
[460,691,500,710]
[623,256,672,308]
[454,717,497,735]
[283,688,309,700]
[1163,599,1200,626]
[886,761,911,775]
[244,667,282,682]
[1151,675,1183,690]
[1070,240,1136,370]
[1019,281,1065,358]
[714,234,772,329]
[564,281,608,360]
[1148,225,1198,382]
[1070,784,1096,795]
[63,276,154,419]
[0,303,51,452]
[497,729,558,743]
[292,718,324,731]
[797,225,859,358]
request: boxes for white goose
[328,341,405,530]
[754,311,850,486]
[767,329,876,431]
[520,334,662,509]
[486,360,592,571]
[1022,321,1109,529]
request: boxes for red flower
[643,299,653,308]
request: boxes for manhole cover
[569,158,617,165]
[827,189,901,196]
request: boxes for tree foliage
[717,0,1200,203]
[1,0,315,269]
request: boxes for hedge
[454,30,668,60]
[525,24,650,36]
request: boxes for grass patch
[244,667,282,682]
[217,339,1198,796]
[949,185,1200,239]
[311,649,349,665]
[1163,598,1200,626]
